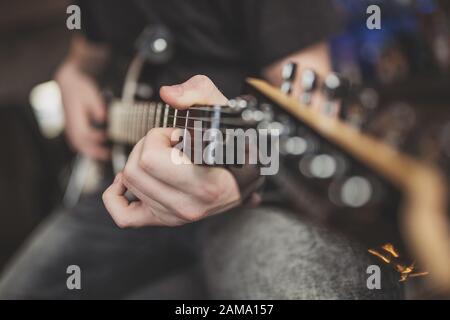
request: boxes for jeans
[0,183,403,299]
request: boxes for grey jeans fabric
[0,190,403,299]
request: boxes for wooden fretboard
[108,100,172,144]
[107,99,242,145]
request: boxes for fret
[142,102,149,136]
[114,105,120,142]
[139,103,145,140]
[146,103,152,133]
[131,105,137,144]
[183,110,190,152]
[155,103,163,128]
[120,107,126,143]
[128,105,134,144]
[141,103,147,140]
[116,105,124,142]
[138,104,143,141]
[142,105,147,138]
[120,105,125,143]
[138,104,143,138]
[172,109,178,128]
[132,104,139,144]
[126,105,132,144]
[135,104,142,143]
[149,102,156,130]
[163,104,169,128]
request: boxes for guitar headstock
[238,72,450,294]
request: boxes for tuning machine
[322,73,350,116]
[236,97,273,128]
[281,62,298,95]
[227,95,257,112]
[299,69,318,106]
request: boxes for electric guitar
[106,67,450,298]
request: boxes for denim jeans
[0,184,403,299]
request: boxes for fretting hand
[103,75,251,227]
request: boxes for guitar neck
[107,99,247,145]
[108,100,171,144]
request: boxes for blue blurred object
[331,0,440,84]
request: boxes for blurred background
[0,0,449,276]
[0,0,71,270]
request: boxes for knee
[201,206,403,299]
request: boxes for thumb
[160,75,228,109]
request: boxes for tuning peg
[281,62,298,95]
[300,69,318,106]
[322,73,350,116]
[228,95,258,111]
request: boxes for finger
[102,173,165,228]
[140,128,226,198]
[123,139,204,221]
[121,178,188,226]
[160,75,228,109]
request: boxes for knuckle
[101,190,109,203]
[192,74,212,88]
[197,182,223,203]
[139,150,156,172]
[113,215,133,229]
[174,203,207,222]
[123,163,138,184]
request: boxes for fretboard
[108,100,173,144]
[107,99,243,145]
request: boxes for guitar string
[110,104,249,144]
